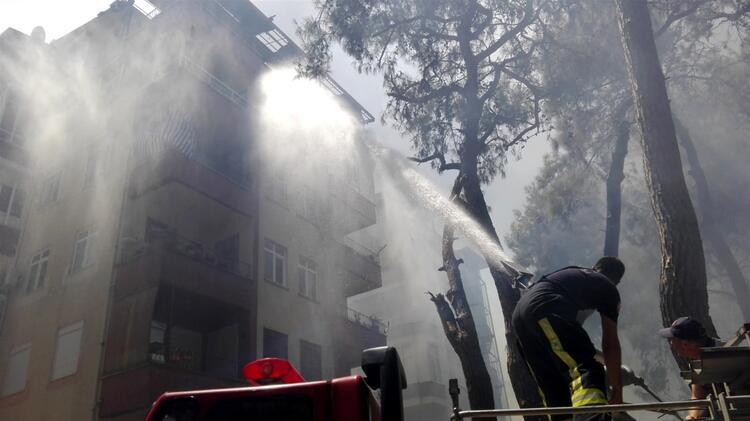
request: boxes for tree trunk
[615,0,717,368]
[450,6,543,414]
[459,152,544,419]
[604,101,632,257]
[673,117,750,322]
[430,220,495,420]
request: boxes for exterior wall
[0,1,383,420]
[0,98,129,421]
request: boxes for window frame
[299,340,322,381]
[263,239,287,287]
[262,328,288,359]
[51,321,84,381]
[26,248,50,293]
[1,343,31,397]
[297,256,317,300]
[69,228,97,274]
[38,172,62,207]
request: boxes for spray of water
[366,143,524,275]
[257,67,526,279]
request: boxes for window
[267,169,288,205]
[26,248,50,293]
[263,328,287,359]
[300,340,322,380]
[0,183,23,218]
[39,173,61,207]
[299,187,317,223]
[0,92,24,144]
[1,343,30,396]
[51,321,83,380]
[256,29,289,53]
[263,239,286,286]
[70,229,97,273]
[149,321,166,364]
[298,257,317,300]
[83,152,97,187]
[132,0,161,19]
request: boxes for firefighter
[659,317,722,420]
[512,257,625,421]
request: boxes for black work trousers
[512,307,610,421]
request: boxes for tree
[509,0,750,397]
[299,0,553,414]
[614,0,718,366]
[673,117,750,322]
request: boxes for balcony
[328,178,377,235]
[116,236,254,308]
[331,308,387,376]
[334,241,382,297]
[99,362,245,418]
[129,148,255,217]
[342,307,388,336]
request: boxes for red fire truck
[144,346,407,421]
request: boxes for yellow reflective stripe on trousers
[538,318,608,407]
[572,388,608,406]
[537,318,578,370]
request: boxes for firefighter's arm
[602,315,623,404]
[686,383,708,420]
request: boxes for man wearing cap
[659,317,722,420]
[512,257,626,421]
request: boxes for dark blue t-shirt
[521,267,621,323]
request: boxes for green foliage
[508,0,750,401]
[299,0,555,183]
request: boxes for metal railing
[450,394,750,420]
[179,54,249,108]
[345,307,388,336]
[119,234,253,280]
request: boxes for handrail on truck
[449,394,750,420]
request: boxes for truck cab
[145,346,406,421]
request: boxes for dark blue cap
[658,317,707,342]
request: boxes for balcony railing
[129,147,255,216]
[119,234,253,280]
[180,54,249,108]
[343,307,388,336]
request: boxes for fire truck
[145,324,750,421]
[145,346,407,421]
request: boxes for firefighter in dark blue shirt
[512,257,625,421]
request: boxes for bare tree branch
[654,0,711,38]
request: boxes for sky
[0,0,550,243]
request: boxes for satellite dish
[31,26,46,43]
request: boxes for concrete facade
[0,1,384,420]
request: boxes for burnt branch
[428,291,461,342]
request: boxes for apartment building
[0,28,36,320]
[0,1,384,420]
